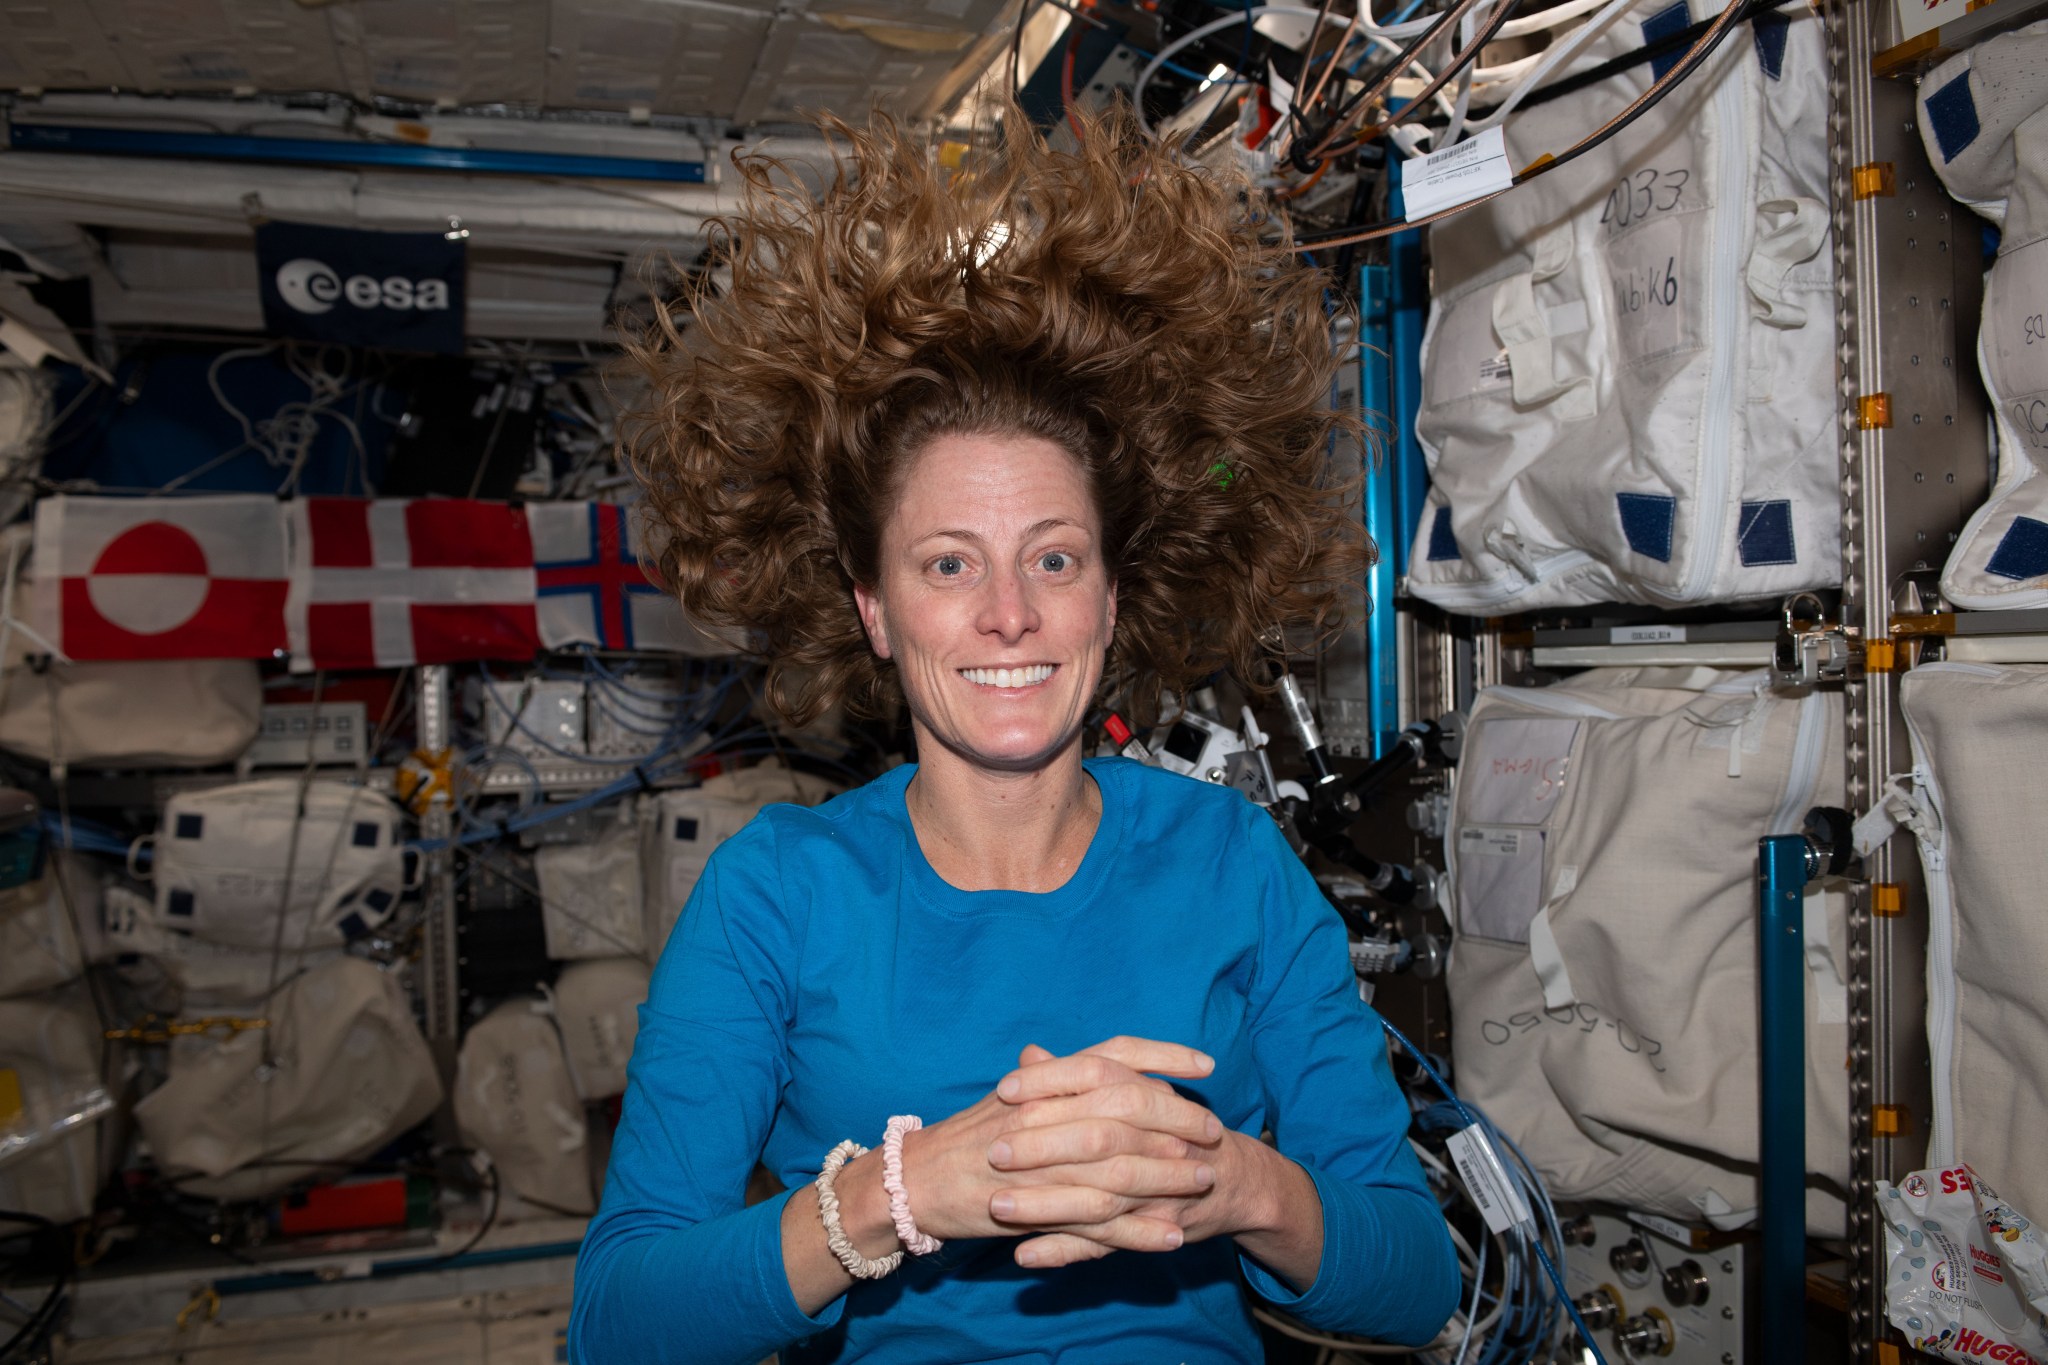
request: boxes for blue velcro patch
[1738,500,1798,566]
[167,889,195,918]
[1616,493,1678,562]
[352,821,380,848]
[1751,9,1789,79]
[1925,71,1981,163]
[1427,506,1462,562]
[674,816,700,841]
[174,813,204,839]
[1985,516,2048,581]
[363,886,395,914]
[1642,1,1693,81]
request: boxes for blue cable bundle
[1380,1020,1611,1365]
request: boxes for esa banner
[255,221,465,353]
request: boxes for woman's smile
[958,664,1057,689]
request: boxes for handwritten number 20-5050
[1479,1004,1668,1072]
[1601,167,1689,231]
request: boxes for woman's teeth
[960,664,1055,689]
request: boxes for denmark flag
[286,498,539,669]
[31,496,290,660]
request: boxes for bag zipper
[1681,57,1749,602]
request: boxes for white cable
[1451,0,1651,141]
[1493,0,1614,40]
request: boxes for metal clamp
[1773,591,1862,687]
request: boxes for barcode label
[1446,1124,1532,1234]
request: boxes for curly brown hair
[623,105,1369,727]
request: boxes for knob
[1560,1214,1597,1247]
[1661,1258,1710,1308]
[1615,1308,1677,1358]
[1609,1237,1651,1276]
[1574,1286,1621,1331]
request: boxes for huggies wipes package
[1880,1164,2048,1361]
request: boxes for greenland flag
[31,496,289,660]
[286,498,539,669]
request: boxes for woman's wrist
[832,1148,908,1261]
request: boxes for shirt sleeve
[1235,807,1462,1347]
[568,817,842,1365]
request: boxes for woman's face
[854,431,1115,775]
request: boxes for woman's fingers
[998,1038,1213,1106]
[1013,1216,1186,1267]
[1080,1035,1216,1080]
[1012,1233,1116,1268]
[989,1154,1213,1225]
[1007,1081,1224,1146]
[987,1118,1192,1171]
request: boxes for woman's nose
[975,566,1040,641]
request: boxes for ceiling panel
[0,0,1001,124]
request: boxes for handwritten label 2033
[1600,167,1690,235]
[1478,1001,1668,1072]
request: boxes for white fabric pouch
[145,778,407,951]
[1409,7,1836,610]
[640,763,839,958]
[0,855,96,1001]
[1916,20,2048,608]
[1445,668,1849,1232]
[0,985,110,1225]
[454,998,594,1215]
[548,957,650,1101]
[132,957,441,1200]
[535,810,644,961]
[1893,662,2048,1219]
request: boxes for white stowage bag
[454,999,594,1215]
[1444,668,1850,1232]
[548,957,650,1101]
[1408,6,1836,611]
[132,957,442,1199]
[1879,1164,2048,1361]
[1915,21,2048,609]
[1893,663,2048,1219]
[534,810,643,961]
[0,855,96,1000]
[641,763,840,958]
[0,986,111,1225]
[147,779,407,951]
[85,882,340,1014]
[0,546,263,769]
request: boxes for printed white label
[1402,126,1515,222]
[1446,1124,1532,1234]
[1478,352,1514,385]
[1627,1209,1703,1249]
[1610,624,1687,644]
[1458,826,1525,857]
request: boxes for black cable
[0,1210,72,1361]
[1290,0,1481,171]
[1293,0,1756,248]
[1011,0,1035,101]
[1354,0,1526,150]
[1504,0,1797,116]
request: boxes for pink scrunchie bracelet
[882,1114,943,1256]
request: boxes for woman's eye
[1040,552,1070,573]
[933,555,965,577]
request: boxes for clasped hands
[900,1036,1265,1270]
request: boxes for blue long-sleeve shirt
[570,757,1458,1364]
